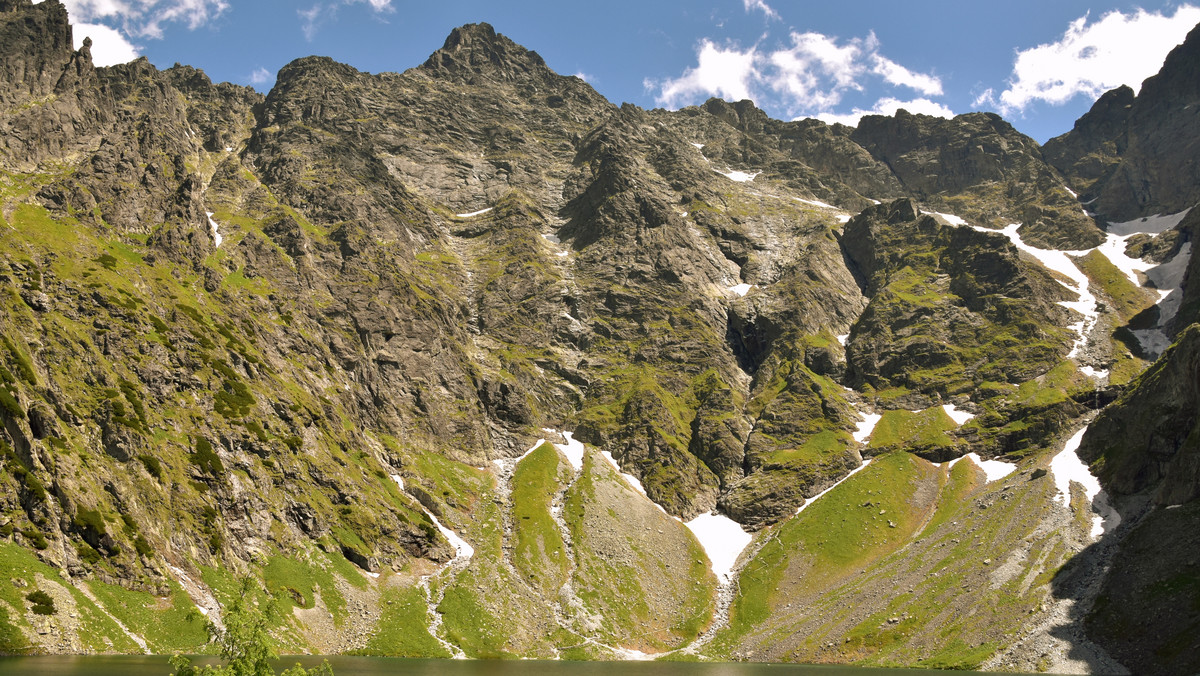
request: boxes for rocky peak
[421,22,550,82]
[0,0,73,104]
[1041,85,1133,199]
[701,97,770,134]
[1047,20,1200,220]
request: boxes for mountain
[0,2,1197,673]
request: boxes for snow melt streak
[206,212,223,248]
[1050,427,1121,538]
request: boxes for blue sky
[44,0,1200,142]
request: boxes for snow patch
[390,474,404,491]
[1080,365,1110,380]
[727,283,754,296]
[836,333,849,346]
[1096,231,1158,287]
[715,168,760,182]
[542,233,561,244]
[1106,208,1191,236]
[690,142,705,149]
[1050,427,1121,538]
[205,211,223,248]
[224,146,233,153]
[456,207,493,218]
[795,460,873,516]
[979,223,1097,360]
[836,214,851,224]
[599,450,653,503]
[853,410,881,443]
[942,403,975,426]
[428,511,474,560]
[794,197,836,209]
[932,211,968,226]
[548,429,586,472]
[685,512,752,583]
[945,453,1015,482]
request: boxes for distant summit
[422,22,550,82]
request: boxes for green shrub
[118,379,148,428]
[25,590,54,616]
[74,508,106,536]
[75,541,102,564]
[138,454,163,479]
[175,304,204,323]
[2,337,37,385]
[214,380,255,418]
[96,253,117,270]
[134,535,153,557]
[0,388,23,418]
[20,529,47,550]
[244,420,268,443]
[190,438,224,476]
[169,579,333,676]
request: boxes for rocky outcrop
[852,111,1102,249]
[1047,23,1200,221]
[1078,323,1200,505]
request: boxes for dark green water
[0,656,1000,675]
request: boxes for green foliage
[2,441,47,502]
[0,387,23,418]
[1,336,36,384]
[75,541,102,564]
[0,604,30,654]
[169,579,333,676]
[19,529,47,550]
[215,379,255,418]
[139,454,163,479]
[88,580,207,652]
[96,253,118,270]
[25,590,55,615]
[74,508,107,537]
[191,438,225,476]
[118,379,149,429]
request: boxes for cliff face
[1047,22,1200,222]
[0,4,1198,672]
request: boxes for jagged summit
[421,22,550,81]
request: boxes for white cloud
[648,39,759,108]
[299,3,331,41]
[815,97,954,127]
[996,5,1200,114]
[648,29,945,121]
[765,31,869,112]
[248,67,272,86]
[49,0,229,39]
[972,87,996,108]
[573,71,594,82]
[73,21,139,66]
[743,0,778,20]
[350,0,393,10]
[872,54,942,96]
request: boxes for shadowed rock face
[1047,22,1200,222]
[1078,324,1200,506]
[2,4,1200,670]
